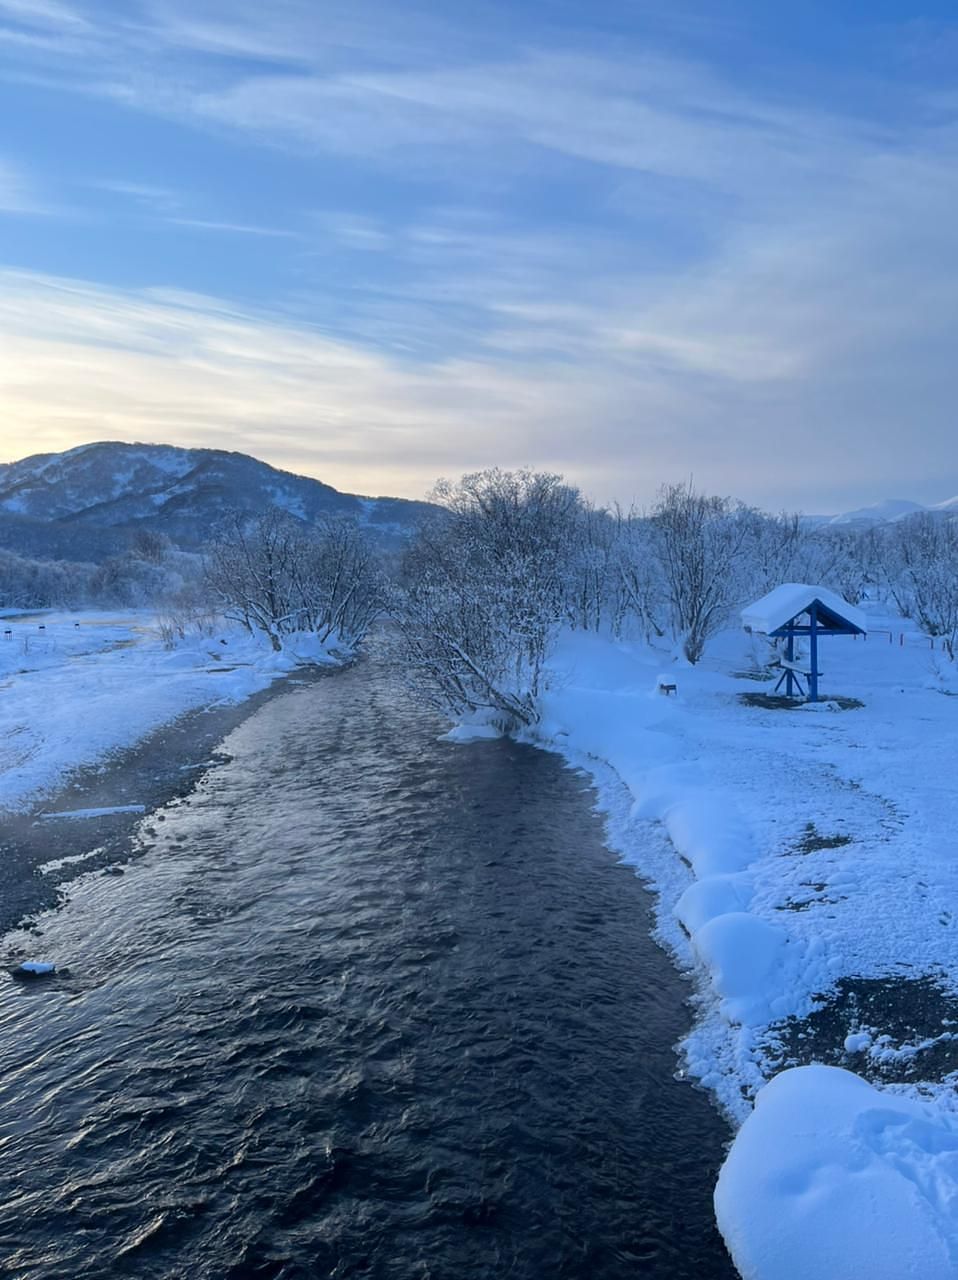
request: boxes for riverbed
[0,659,735,1278]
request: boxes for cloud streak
[1,4,957,508]
[1,258,956,512]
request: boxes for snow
[39,805,146,820]
[828,498,927,525]
[0,611,342,814]
[714,1066,958,1280]
[844,1031,873,1054]
[452,612,958,1277]
[741,582,866,635]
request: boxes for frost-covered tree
[0,549,95,608]
[565,502,621,632]
[205,511,381,651]
[394,469,582,726]
[885,514,958,658]
[650,483,758,663]
[609,510,667,641]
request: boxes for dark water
[0,662,735,1279]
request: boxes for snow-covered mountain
[827,498,927,527]
[0,442,432,552]
[824,496,958,527]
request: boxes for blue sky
[1,0,956,510]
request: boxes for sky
[0,0,956,512]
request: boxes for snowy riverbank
[513,615,958,1277]
[0,610,340,815]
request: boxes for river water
[0,661,735,1279]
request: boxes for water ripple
[0,662,735,1278]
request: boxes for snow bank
[692,912,787,1024]
[526,618,958,1280]
[0,612,343,813]
[715,1065,958,1280]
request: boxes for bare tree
[610,509,667,641]
[394,469,583,727]
[650,482,757,663]
[205,510,381,651]
[887,514,958,658]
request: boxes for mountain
[827,498,928,527]
[0,442,433,555]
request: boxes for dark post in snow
[785,627,796,698]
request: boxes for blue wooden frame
[767,598,865,702]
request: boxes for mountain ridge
[0,441,433,555]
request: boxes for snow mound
[715,1065,958,1280]
[675,873,753,934]
[692,912,787,1023]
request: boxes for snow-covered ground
[0,610,338,814]
[518,609,958,1278]
[8,602,958,1274]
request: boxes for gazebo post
[785,625,796,697]
[808,602,819,703]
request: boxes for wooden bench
[658,681,677,696]
[773,657,821,697]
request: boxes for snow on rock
[741,583,866,635]
[39,805,146,820]
[441,722,503,742]
[844,1031,873,1054]
[715,1065,958,1280]
[675,873,753,935]
[691,912,788,1023]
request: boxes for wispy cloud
[0,0,89,28]
[0,156,51,214]
[165,216,300,238]
[91,178,183,211]
[1,262,956,511]
[2,4,958,508]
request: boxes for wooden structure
[741,584,866,702]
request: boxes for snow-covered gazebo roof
[741,584,866,637]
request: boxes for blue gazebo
[741,584,867,702]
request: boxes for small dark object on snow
[659,682,677,696]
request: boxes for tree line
[2,471,956,722]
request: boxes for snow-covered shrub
[886,513,958,658]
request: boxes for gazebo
[741,584,867,702]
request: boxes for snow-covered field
[519,610,958,1278]
[0,610,337,814]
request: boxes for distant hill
[0,442,434,557]
[826,496,958,528]
[827,498,928,527]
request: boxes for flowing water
[0,661,735,1279]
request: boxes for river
[0,659,735,1279]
